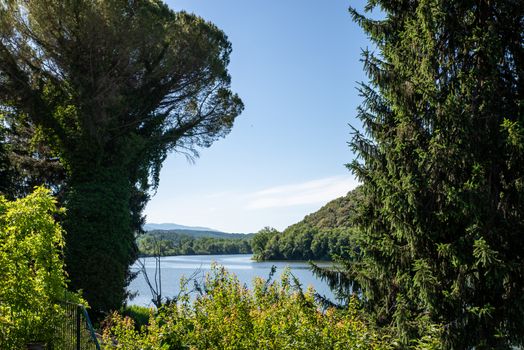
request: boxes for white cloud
[246,176,359,210]
[145,175,360,232]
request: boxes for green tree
[0,115,67,199]
[0,187,81,348]
[339,1,524,348]
[0,0,243,315]
[251,227,279,260]
[0,122,14,197]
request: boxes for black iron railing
[53,302,101,350]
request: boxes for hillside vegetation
[296,187,362,230]
[252,187,361,261]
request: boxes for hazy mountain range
[143,223,253,239]
[144,223,222,232]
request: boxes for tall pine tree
[344,1,523,347]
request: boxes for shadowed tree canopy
[0,0,243,314]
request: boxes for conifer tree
[339,1,523,347]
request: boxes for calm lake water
[127,254,336,307]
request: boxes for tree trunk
[63,166,137,316]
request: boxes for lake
[127,254,336,307]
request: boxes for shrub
[0,187,80,348]
[103,265,393,350]
[121,305,152,329]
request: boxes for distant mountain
[143,223,222,232]
[146,229,253,240]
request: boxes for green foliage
[0,187,81,348]
[298,187,363,230]
[137,230,253,256]
[251,226,279,260]
[64,167,137,316]
[138,234,252,256]
[341,1,524,348]
[102,266,393,350]
[0,0,243,314]
[120,305,153,329]
[253,189,361,261]
[0,123,14,197]
[0,114,67,199]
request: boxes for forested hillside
[296,186,362,230]
[252,187,361,261]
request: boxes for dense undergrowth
[103,266,442,350]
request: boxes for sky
[144,0,372,233]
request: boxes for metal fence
[52,302,101,350]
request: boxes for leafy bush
[103,265,393,349]
[0,187,81,348]
[121,305,152,329]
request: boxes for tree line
[138,232,252,256]
[251,225,352,261]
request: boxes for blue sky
[144,0,371,233]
